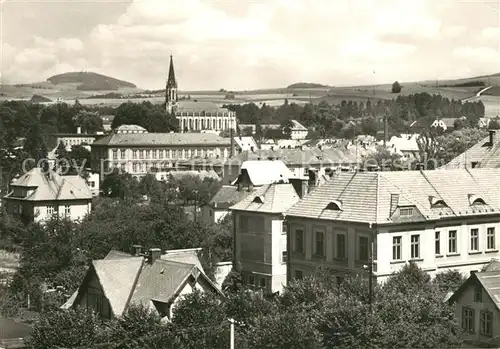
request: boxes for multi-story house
[90,126,231,179]
[2,167,92,222]
[448,260,500,347]
[231,180,302,293]
[285,168,500,284]
[48,127,105,151]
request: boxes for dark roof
[92,132,231,147]
[167,55,177,89]
[208,185,253,209]
[444,133,500,169]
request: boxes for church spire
[165,55,178,114]
[167,55,177,89]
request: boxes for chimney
[289,177,309,199]
[131,244,142,256]
[470,270,477,275]
[489,130,495,146]
[77,126,82,134]
[390,194,399,215]
[148,248,161,264]
[230,128,235,157]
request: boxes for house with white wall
[2,167,92,222]
[285,168,500,285]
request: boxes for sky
[1,0,500,90]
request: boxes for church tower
[165,55,178,114]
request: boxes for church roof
[175,100,229,113]
[167,55,177,88]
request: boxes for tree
[72,110,104,133]
[363,145,406,171]
[281,118,294,139]
[27,309,101,349]
[100,170,141,199]
[54,141,71,174]
[391,81,402,93]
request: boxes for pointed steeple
[167,55,177,88]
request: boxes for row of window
[392,228,496,261]
[246,274,268,289]
[112,148,225,160]
[175,112,233,117]
[46,205,71,216]
[462,307,492,337]
[294,230,370,261]
[180,118,234,131]
[293,269,344,286]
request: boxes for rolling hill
[47,72,137,91]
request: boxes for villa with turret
[165,56,237,133]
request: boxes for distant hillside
[287,82,330,89]
[30,94,52,103]
[47,72,136,91]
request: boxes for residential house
[86,171,100,197]
[2,167,92,222]
[221,147,367,184]
[201,185,253,224]
[231,179,303,293]
[90,125,231,179]
[48,127,104,151]
[289,120,308,140]
[443,130,500,169]
[233,136,258,153]
[285,168,500,284]
[386,134,420,160]
[62,247,223,321]
[448,261,500,347]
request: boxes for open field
[482,86,500,96]
[1,72,500,107]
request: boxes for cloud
[482,27,500,39]
[442,26,467,39]
[2,0,500,89]
[452,46,500,63]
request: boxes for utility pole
[368,240,374,314]
[229,318,235,349]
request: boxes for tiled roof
[91,132,231,147]
[4,168,92,202]
[443,134,500,169]
[291,120,307,131]
[236,160,293,186]
[209,185,253,209]
[176,101,229,112]
[286,168,500,224]
[230,183,300,213]
[233,136,258,151]
[92,257,144,316]
[450,269,500,311]
[227,147,367,168]
[63,248,221,317]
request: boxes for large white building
[285,169,500,284]
[2,167,92,222]
[165,55,237,133]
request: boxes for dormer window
[325,200,342,211]
[429,196,448,208]
[468,194,486,206]
[253,196,264,204]
[399,207,414,216]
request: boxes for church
[166,56,237,133]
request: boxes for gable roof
[449,270,500,311]
[286,168,500,224]
[63,248,221,317]
[443,133,500,169]
[4,168,92,201]
[234,160,293,186]
[230,183,300,213]
[208,185,254,209]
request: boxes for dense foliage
[26,263,465,349]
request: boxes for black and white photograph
[1,0,500,347]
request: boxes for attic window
[253,196,264,204]
[399,207,414,216]
[468,194,486,206]
[325,200,342,211]
[429,196,448,208]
